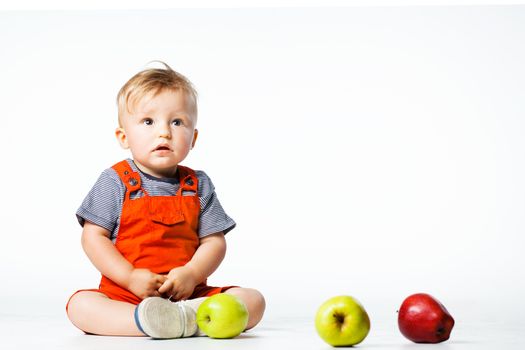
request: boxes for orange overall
[67,160,232,309]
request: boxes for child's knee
[247,289,266,314]
[244,289,265,329]
[66,292,88,326]
[226,288,265,328]
[66,291,102,331]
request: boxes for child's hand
[158,266,198,301]
[127,268,167,300]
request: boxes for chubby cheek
[127,135,146,150]
[176,130,195,149]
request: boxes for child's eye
[172,119,182,126]
[142,118,153,126]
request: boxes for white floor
[1,298,524,350]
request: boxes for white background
[1,2,524,336]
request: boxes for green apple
[196,294,249,339]
[315,295,371,347]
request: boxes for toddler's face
[116,89,198,178]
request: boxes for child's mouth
[154,144,172,152]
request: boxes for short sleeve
[76,168,125,236]
[196,171,236,237]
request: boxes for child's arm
[81,221,167,299]
[158,232,226,300]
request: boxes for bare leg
[67,291,144,336]
[66,288,265,336]
[225,288,266,330]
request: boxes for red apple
[397,293,455,343]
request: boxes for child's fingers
[154,275,168,291]
[158,279,173,294]
[158,275,169,291]
[156,274,168,282]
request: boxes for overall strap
[111,160,142,199]
[177,165,198,194]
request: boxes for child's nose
[158,124,171,138]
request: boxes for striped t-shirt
[76,159,236,241]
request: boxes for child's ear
[115,127,129,149]
[191,129,198,149]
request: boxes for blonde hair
[117,61,198,125]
